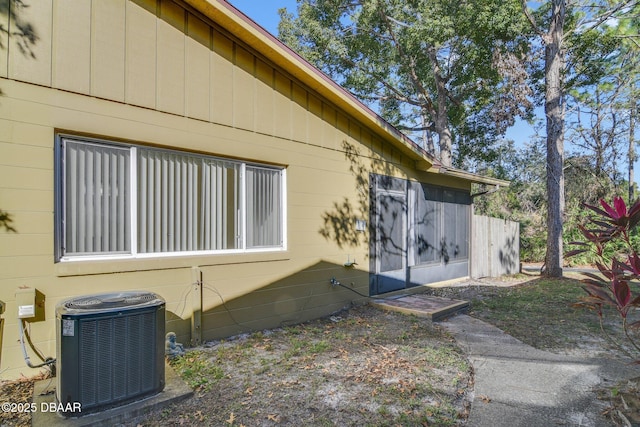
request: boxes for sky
[227,1,298,35]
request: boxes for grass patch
[467,277,616,350]
[420,345,469,371]
[308,340,331,354]
[169,351,225,391]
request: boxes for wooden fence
[471,215,520,278]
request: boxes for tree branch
[376,2,437,116]
[520,0,546,38]
[565,0,640,39]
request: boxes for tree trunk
[435,105,453,167]
[543,0,566,277]
[421,109,436,155]
[428,48,453,166]
[594,89,604,176]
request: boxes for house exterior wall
[0,0,470,380]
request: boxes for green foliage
[170,351,225,391]
[474,139,628,263]
[473,141,548,261]
[278,0,533,165]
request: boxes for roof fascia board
[437,167,510,187]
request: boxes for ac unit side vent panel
[56,292,165,416]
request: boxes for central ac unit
[56,291,165,416]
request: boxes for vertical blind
[246,166,282,248]
[138,149,201,253]
[138,151,241,253]
[61,138,283,258]
[201,159,239,251]
[64,140,131,255]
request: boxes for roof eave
[437,166,510,187]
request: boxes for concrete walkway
[440,314,640,427]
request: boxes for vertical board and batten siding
[0,0,471,379]
[471,215,520,278]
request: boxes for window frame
[55,134,287,262]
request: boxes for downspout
[470,185,501,199]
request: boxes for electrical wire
[22,320,47,363]
[202,283,250,331]
[331,278,371,299]
[19,319,55,369]
[174,283,194,319]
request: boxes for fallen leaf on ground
[226,412,235,424]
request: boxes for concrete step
[371,294,469,321]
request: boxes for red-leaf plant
[567,197,640,361]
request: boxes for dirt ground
[1,276,639,426]
[136,305,472,426]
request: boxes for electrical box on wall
[16,288,35,318]
[15,288,45,322]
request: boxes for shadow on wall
[499,234,519,274]
[318,141,395,250]
[166,260,369,346]
[0,0,38,59]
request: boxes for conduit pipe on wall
[19,319,55,370]
[0,300,4,368]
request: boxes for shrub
[567,197,640,361]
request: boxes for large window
[56,136,286,261]
[413,183,470,265]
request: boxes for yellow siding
[185,14,211,121]
[90,0,126,101]
[233,45,255,130]
[0,187,52,213]
[321,103,338,150]
[274,71,292,139]
[157,0,185,115]
[211,29,234,125]
[308,94,325,145]
[125,0,157,108]
[0,0,8,78]
[52,0,91,93]
[255,59,275,135]
[292,83,308,143]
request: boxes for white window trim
[56,135,286,262]
[130,146,138,256]
[240,162,246,251]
